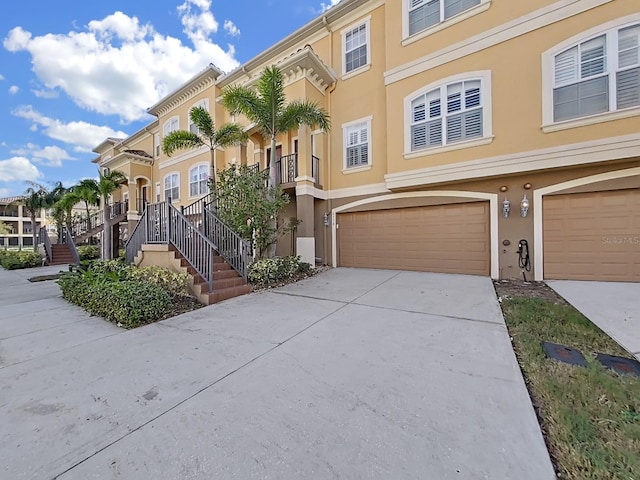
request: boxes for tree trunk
[210,147,217,194]
[102,196,112,260]
[265,136,278,258]
[31,215,37,252]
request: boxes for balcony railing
[274,154,320,185]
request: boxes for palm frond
[189,106,214,139]
[162,130,204,156]
[221,85,264,126]
[213,123,249,149]
[278,100,331,133]
[258,66,286,134]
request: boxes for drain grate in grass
[596,353,640,377]
[543,341,587,367]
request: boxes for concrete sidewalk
[1,267,555,480]
[548,280,640,360]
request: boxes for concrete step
[197,276,245,294]
[204,284,252,305]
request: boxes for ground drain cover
[595,353,640,377]
[542,342,587,367]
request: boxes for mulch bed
[250,265,330,292]
[493,279,568,304]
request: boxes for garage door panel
[339,202,490,276]
[544,189,639,282]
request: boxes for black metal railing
[38,227,52,263]
[61,226,80,265]
[275,154,297,184]
[107,200,128,219]
[125,208,147,264]
[311,155,320,184]
[136,198,148,215]
[203,208,252,281]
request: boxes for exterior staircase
[50,244,75,265]
[126,196,253,306]
[71,201,128,245]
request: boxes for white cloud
[0,73,4,80]
[319,0,341,13]
[223,20,240,37]
[0,157,43,183]
[10,143,75,167]
[32,88,59,99]
[8,85,19,94]
[12,105,127,152]
[3,3,239,122]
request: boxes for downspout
[323,15,337,266]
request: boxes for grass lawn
[498,286,640,480]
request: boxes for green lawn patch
[499,289,640,480]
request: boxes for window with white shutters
[342,118,372,170]
[164,173,179,201]
[410,79,483,151]
[552,24,640,122]
[343,20,370,75]
[189,164,208,197]
[408,0,480,36]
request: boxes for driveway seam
[1,318,99,340]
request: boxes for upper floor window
[189,164,208,197]
[163,116,179,137]
[404,71,492,156]
[552,23,640,123]
[189,99,210,135]
[409,0,480,36]
[154,134,160,157]
[164,173,179,201]
[342,116,372,171]
[342,18,370,77]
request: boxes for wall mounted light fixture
[502,197,511,218]
[520,194,530,217]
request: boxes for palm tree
[162,106,247,188]
[53,190,80,232]
[74,179,100,222]
[96,169,127,259]
[46,181,68,243]
[17,182,50,251]
[222,66,330,189]
[221,65,330,255]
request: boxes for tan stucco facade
[92,0,640,281]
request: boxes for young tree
[74,179,100,222]
[96,169,127,259]
[162,106,247,188]
[221,66,330,255]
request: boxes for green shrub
[77,245,100,261]
[88,259,132,277]
[248,255,312,286]
[0,250,42,270]
[126,265,190,297]
[57,272,171,328]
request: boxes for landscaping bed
[58,261,202,328]
[0,250,42,270]
[495,280,640,480]
[248,255,326,291]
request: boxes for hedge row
[0,250,42,270]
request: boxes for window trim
[342,115,373,174]
[341,16,371,80]
[403,70,493,158]
[188,99,210,135]
[163,116,180,138]
[188,163,209,198]
[163,172,180,202]
[402,0,491,45]
[154,134,160,158]
[542,14,640,131]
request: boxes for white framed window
[404,71,493,157]
[163,116,179,137]
[155,182,161,202]
[342,18,371,78]
[164,173,179,201]
[552,23,639,123]
[406,0,481,37]
[342,116,372,171]
[189,164,209,197]
[154,134,160,157]
[188,99,210,135]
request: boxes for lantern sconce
[502,198,511,218]
[520,194,530,217]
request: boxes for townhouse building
[94,0,640,283]
[0,197,47,249]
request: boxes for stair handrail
[38,227,52,264]
[124,206,149,264]
[168,201,217,291]
[61,225,80,265]
[203,207,252,280]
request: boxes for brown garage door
[544,189,640,281]
[338,202,490,275]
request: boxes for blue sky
[0,0,339,198]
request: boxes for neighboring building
[0,197,47,249]
[94,0,640,282]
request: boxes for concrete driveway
[1,267,555,480]
[548,281,640,360]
